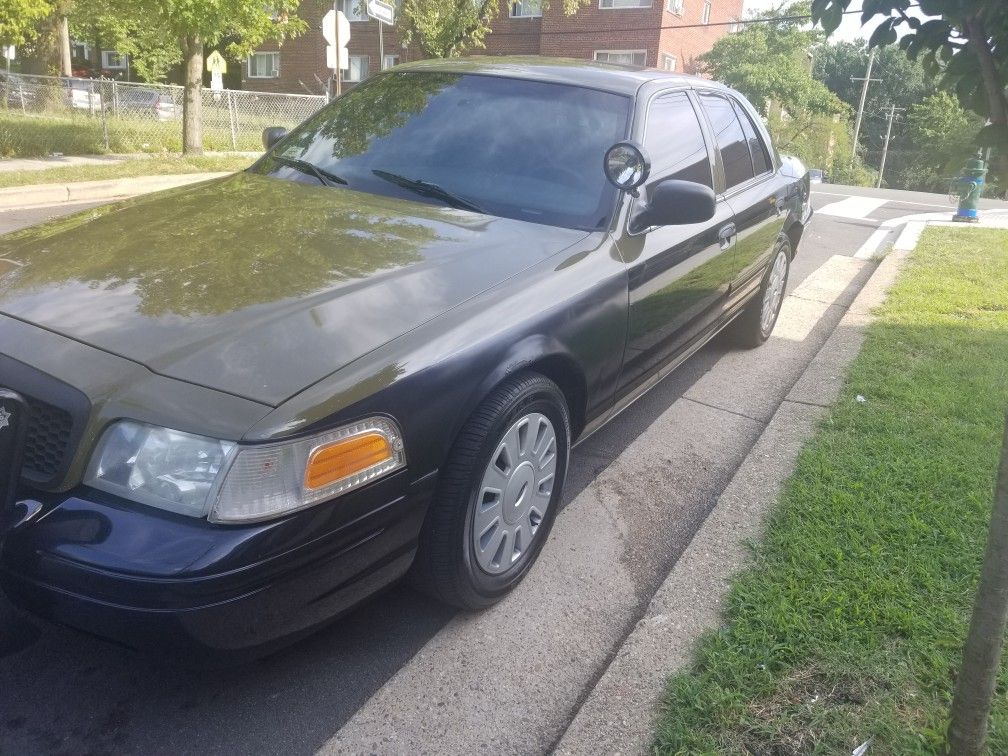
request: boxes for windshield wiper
[274,156,347,187]
[372,169,485,214]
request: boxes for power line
[485,3,921,38]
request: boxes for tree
[69,0,178,82]
[812,0,1008,183]
[0,0,53,47]
[699,2,844,121]
[400,0,588,58]
[87,0,306,153]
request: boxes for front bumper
[0,469,433,660]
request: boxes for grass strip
[0,155,254,188]
[654,226,1008,754]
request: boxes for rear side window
[642,91,713,188]
[733,101,772,175]
[699,92,754,190]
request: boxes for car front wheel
[411,372,570,609]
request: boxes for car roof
[394,56,725,97]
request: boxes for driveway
[2,184,1004,754]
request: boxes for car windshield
[250,71,632,231]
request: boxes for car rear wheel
[410,372,570,609]
[731,235,791,348]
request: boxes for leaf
[868,18,897,48]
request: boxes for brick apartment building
[243,0,743,94]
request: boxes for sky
[741,1,932,44]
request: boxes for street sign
[325,46,349,71]
[322,9,351,71]
[206,50,227,74]
[1,46,14,61]
[366,0,395,25]
[322,9,351,46]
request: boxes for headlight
[85,422,236,517]
[85,417,406,523]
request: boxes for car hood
[0,172,589,405]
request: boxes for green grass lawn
[653,226,1008,754]
[0,155,254,188]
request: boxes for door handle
[718,223,736,250]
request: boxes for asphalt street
[1,184,1004,754]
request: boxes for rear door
[696,91,787,300]
[616,89,736,397]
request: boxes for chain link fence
[0,72,326,157]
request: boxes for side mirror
[262,126,288,150]
[630,179,717,231]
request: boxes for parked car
[0,57,812,659]
[64,76,101,111]
[0,72,39,110]
[808,168,827,184]
[116,85,178,121]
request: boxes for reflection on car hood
[0,172,588,405]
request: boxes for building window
[248,52,279,78]
[666,0,683,14]
[71,41,91,60]
[701,0,711,23]
[382,54,399,70]
[339,0,370,22]
[101,50,127,69]
[594,50,647,66]
[342,55,370,82]
[660,53,677,71]
[510,0,542,16]
[599,0,652,8]
[728,17,741,31]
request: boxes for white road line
[812,189,953,210]
[854,228,891,260]
[816,196,888,219]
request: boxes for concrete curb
[0,172,232,210]
[553,243,916,755]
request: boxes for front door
[616,90,736,397]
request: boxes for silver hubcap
[761,248,787,333]
[472,412,557,575]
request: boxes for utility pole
[851,48,879,165]
[876,104,904,188]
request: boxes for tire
[410,372,571,609]
[730,235,791,348]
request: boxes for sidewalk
[0,172,232,210]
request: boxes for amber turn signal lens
[304,433,393,490]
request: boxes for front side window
[510,0,542,16]
[342,55,370,82]
[252,72,631,230]
[594,50,647,66]
[248,52,279,78]
[600,0,652,8]
[699,92,755,190]
[643,91,712,188]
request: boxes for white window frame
[665,0,683,14]
[728,17,741,31]
[71,41,91,60]
[382,53,400,70]
[660,53,677,71]
[247,52,280,79]
[510,0,542,17]
[339,0,370,22]
[701,0,711,23]
[101,50,127,69]
[599,0,652,9]
[594,49,647,66]
[342,54,370,82]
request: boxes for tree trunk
[965,16,1008,187]
[58,16,71,76]
[947,415,1008,756]
[182,35,204,155]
